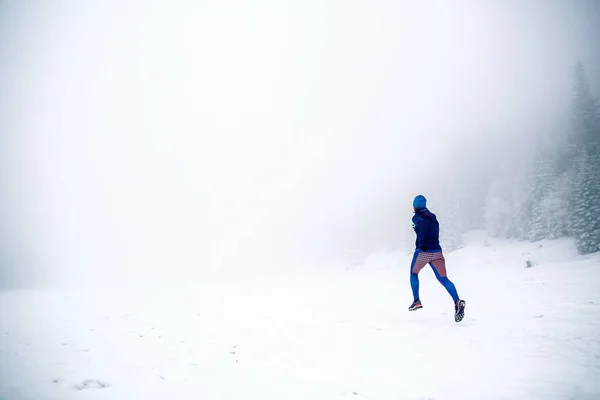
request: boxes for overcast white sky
[0,0,598,287]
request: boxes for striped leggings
[410,250,459,303]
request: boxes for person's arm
[412,215,427,250]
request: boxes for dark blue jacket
[412,208,442,252]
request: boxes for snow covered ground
[2,234,600,400]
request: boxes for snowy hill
[1,234,599,400]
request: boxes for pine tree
[544,173,571,239]
[506,163,533,240]
[572,151,593,252]
[569,62,600,254]
[483,157,531,240]
[571,62,600,148]
[527,146,557,241]
[587,145,600,251]
[527,146,570,241]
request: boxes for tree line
[434,62,600,255]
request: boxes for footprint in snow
[75,379,110,390]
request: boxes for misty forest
[435,62,600,255]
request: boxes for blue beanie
[413,195,427,209]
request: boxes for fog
[1,0,599,288]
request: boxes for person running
[408,195,466,322]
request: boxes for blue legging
[410,250,459,303]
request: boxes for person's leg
[410,250,428,302]
[429,252,466,322]
[429,253,460,303]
